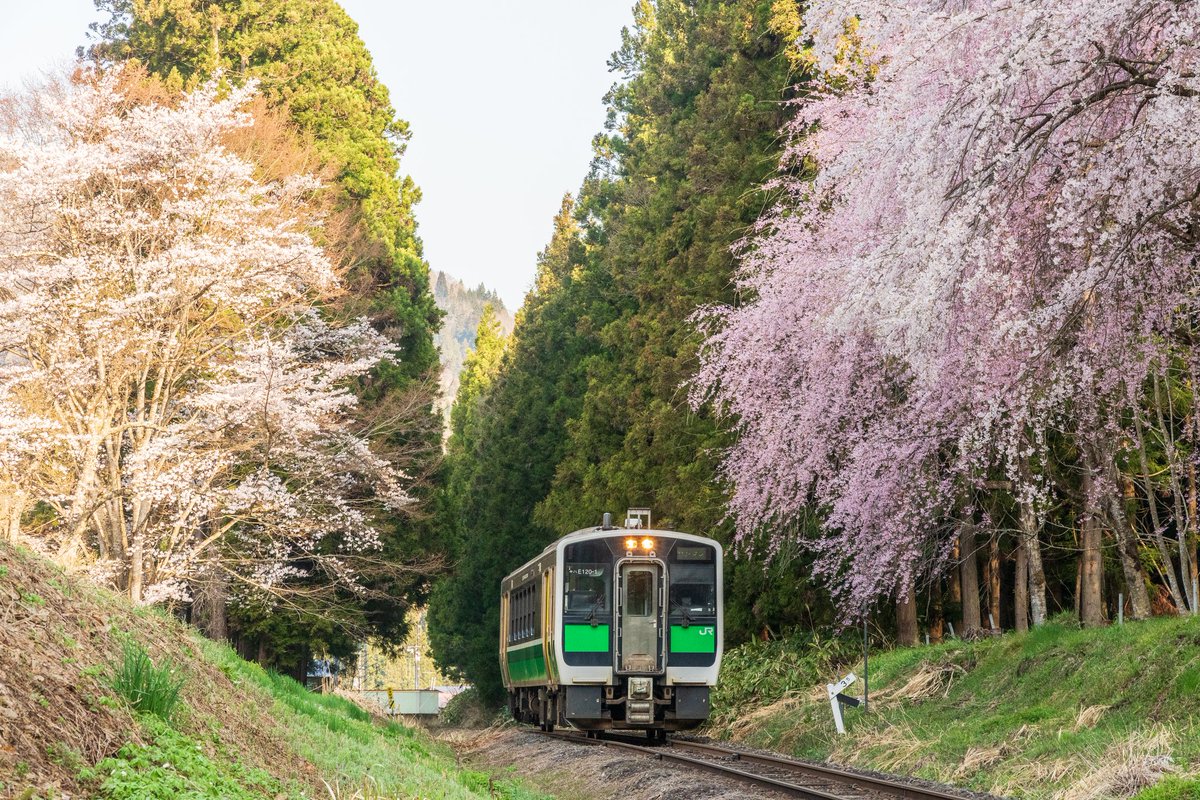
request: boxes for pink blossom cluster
[696,0,1200,613]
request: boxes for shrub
[110,641,184,721]
[710,631,859,728]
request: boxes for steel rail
[534,729,846,799]
[665,739,969,800]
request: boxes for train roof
[501,526,721,587]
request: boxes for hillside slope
[0,542,544,799]
[432,271,514,413]
[711,619,1200,798]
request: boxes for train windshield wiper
[670,598,693,628]
[584,595,606,627]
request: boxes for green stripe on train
[507,641,548,682]
[563,624,610,652]
[670,624,717,653]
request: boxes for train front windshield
[564,540,613,612]
[669,544,717,616]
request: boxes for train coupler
[626,676,654,725]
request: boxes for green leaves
[429,1,819,696]
[110,642,185,723]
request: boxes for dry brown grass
[1048,729,1175,800]
[0,546,137,796]
[0,542,319,799]
[982,727,1178,798]
[1073,705,1110,731]
[723,692,807,742]
[880,661,968,704]
[830,720,935,774]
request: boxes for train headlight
[624,537,638,551]
[640,537,655,550]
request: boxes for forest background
[0,0,1196,709]
[432,0,1200,705]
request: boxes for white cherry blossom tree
[0,70,410,606]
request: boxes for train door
[617,563,662,672]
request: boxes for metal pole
[1193,577,1198,616]
[1119,592,1124,626]
[862,614,869,713]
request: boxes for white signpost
[827,672,858,734]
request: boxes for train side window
[520,586,528,639]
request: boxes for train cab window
[669,544,717,617]
[565,565,610,613]
[565,540,614,616]
[669,564,716,616]
[626,570,654,616]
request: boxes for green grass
[712,615,1200,797]
[194,636,548,800]
[81,714,294,800]
[110,641,185,721]
[88,634,548,799]
[1134,777,1200,800]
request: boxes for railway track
[534,729,975,800]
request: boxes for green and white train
[499,513,723,736]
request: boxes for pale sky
[0,0,633,311]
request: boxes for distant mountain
[432,271,515,413]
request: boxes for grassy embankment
[709,618,1200,799]
[0,541,548,800]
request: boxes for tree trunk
[1084,429,1153,621]
[1017,501,1049,627]
[930,582,945,643]
[60,421,107,565]
[897,591,919,647]
[1080,452,1106,626]
[1098,457,1153,621]
[949,539,963,605]
[987,535,1001,629]
[192,570,229,641]
[1014,542,1029,633]
[1080,511,1106,627]
[1133,415,1185,613]
[0,488,22,542]
[128,533,144,605]
[1106,495,1153,621]
[1190,459,1199,612]
[959,518,982,633]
